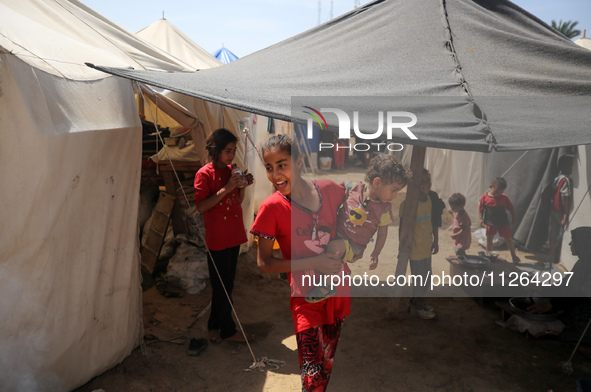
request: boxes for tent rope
[244,357,287,372]
[500,151,529,178]
[137,83,284,371]
[561,314,591,374]
[241,125,266,166]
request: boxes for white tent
[137,18,222,70]
[574,31,591,51]
[0,0,202,390]
[136,17,283,243]
[135,17,240,148]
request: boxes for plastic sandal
[305,286,337,303]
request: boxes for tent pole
[387,145,426,316]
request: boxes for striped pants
[296,319,343,392]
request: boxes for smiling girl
[194,128,254,343]
[250,134,350,391]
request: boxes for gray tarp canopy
[89,0,591,153]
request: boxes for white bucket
[319,157,332,170]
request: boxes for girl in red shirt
[194,128,254,343]
[250,134,350,391]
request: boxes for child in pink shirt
[449,193,471,257]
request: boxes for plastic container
[231,164,248,188]
[319,157,332,170]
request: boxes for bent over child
[305,155,410,303]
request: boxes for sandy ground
[75,166,591,392]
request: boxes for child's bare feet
[209,330,222,343]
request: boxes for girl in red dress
[250,134,350,391]
[194,128,254,343]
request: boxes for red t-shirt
[194,163,247,251]
[478,192,514,227]
[250,180,351,333]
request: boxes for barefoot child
[194,128,255,343]
[478,177,520,263]
[305,155,409,303]
[250,134,349,391]
[449,193,471,257]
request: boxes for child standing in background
[478,177,520,263]
[449,193,471,257]
[194,128,255,344]
[399,169,440,320]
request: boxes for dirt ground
[76,166,591,392]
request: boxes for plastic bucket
[319,157,332,170]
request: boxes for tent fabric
[574,37,591,51]
[89,0,591,152]
[134,19,247,166]
[486,148,563,250]
[212,46,239,64]
[136,18,222,69]
[0,0,213,390]
[402,25,591,260]
[0,54,142,391]
[0,0,195,80]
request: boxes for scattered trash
[474,228,505,249]
[165,236,209,295]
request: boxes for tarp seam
[440,0,496,152]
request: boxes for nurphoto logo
[303,106,418,152]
